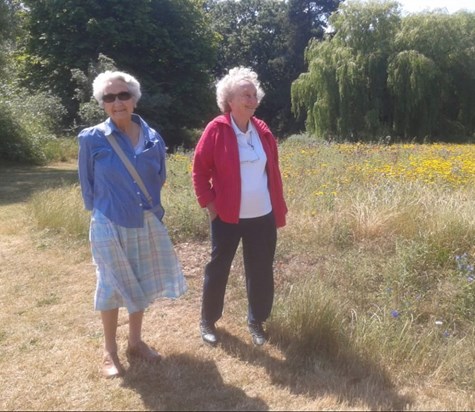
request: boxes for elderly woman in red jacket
[192,66,287,346]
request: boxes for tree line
[0,0,341,153]
[0,0,474,163]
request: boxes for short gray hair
[216,66,265,113]
[92,70,142,108]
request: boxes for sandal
[102,351,125,378]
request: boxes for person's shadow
[216,328,413,411]
[121,353,268,411]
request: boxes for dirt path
[0,162,473,411]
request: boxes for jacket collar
[216,112,259,130]
[102,114,149,139]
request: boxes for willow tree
[293,0,475,141]
[387,50,440,139]
[389,11,475,140]
[292,0,401,141]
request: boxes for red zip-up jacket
[192,113,287,228]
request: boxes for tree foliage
[0,0,22,72]
[6,0,343,146]
[0,0,69,164]
[292,0,401,140]
[207,0,288,133]
[292,0,475,141]
[389,11,475,139]
[286,0,342,74]
[19,0,218,147]
[206,0,342,136]
[5,0,474,150]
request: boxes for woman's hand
[206,202,218,221]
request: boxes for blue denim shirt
[78,114,167,228]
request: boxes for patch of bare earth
[0,162,473,410]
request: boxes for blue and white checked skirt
[90,209,187,312]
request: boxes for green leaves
[20,0,218,147]
[292,1,475,141]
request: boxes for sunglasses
[102,91,132,103]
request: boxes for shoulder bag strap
[105,133,154,206]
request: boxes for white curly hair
[216,66,265,113]
[92,70,142,108]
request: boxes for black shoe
[200,320,218,346]
[248,322,267,346]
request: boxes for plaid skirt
[90,209,187,313]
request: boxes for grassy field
[1,137,474,410]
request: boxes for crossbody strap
[105,133,154,206]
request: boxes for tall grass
[273,139,475,388]
[28,138,475,389]
[161,151,209,242]
[29,183,90,239]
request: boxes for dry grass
[0,161,474,410]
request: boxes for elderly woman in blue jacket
[78,70,187,378]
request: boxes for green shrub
[0,83,68,164]
[0,101,44,164]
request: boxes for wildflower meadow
[29,137,475,390]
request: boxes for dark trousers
[201,212,277,325]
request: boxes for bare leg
[100,309,124,377]
[128,310,144,347]
[101,308,119,353]
[127,310,161,362]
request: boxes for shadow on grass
[217,329,413,411]
[121,353,268,411]
[0,164,78,204]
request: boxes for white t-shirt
[230,116,272,219]
[134,129,145,154]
